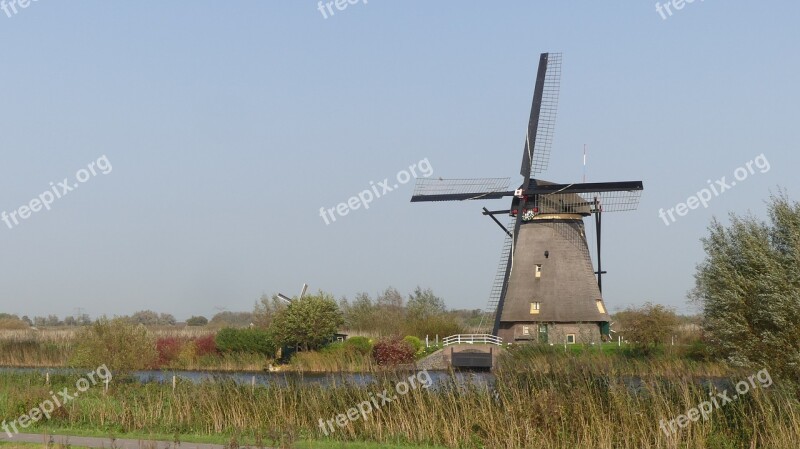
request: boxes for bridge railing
[442,334,503,346]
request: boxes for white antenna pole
[583,144,587,183]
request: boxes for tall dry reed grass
[2,352,798,448]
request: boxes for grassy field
[1,348,798,449]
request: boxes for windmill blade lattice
[411,178,511,202]
[521,53,562,179]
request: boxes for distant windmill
[411,53,644,344]
[277,283,309,303]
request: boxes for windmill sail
[520,52,562,179]
[411,178,511,202]
[478,226,513,332]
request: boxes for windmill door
[538,324,548,344]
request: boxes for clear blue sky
[1,1,797,319]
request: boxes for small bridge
[416,334,503,370]
[442,333,503,346]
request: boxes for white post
[105,376,110,394]
[618,335,621,347]
[426,335,429,348]
[436,335,439,346]
[671,335,675,346]
[172,375,176,392]
[45,372,49,385]
[251,376,255,393]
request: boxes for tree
[691,193,800,380]
[403,287,463,337]
[406,287,446,321]
[344,292,375,332]
[338,296,351,325]
[614,303,678,353]
[186,316,209,326]
[374,287,405,336]
[127,310,160,326]
[252,294,288,328]
[271,293,344,351]
[71,317,158,372]
[210,311,254,327]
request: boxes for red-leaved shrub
[194,334,218,356]
[156,337,185,367]
[372,337,415,365]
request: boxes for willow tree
[691,192,800,380]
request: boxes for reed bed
[0,329,77,343]
[1,355,798,448]
[0,328,216,343]
[0,341,72,367]
[0,328,218,370]
[289,349,375,372]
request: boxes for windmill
[410,53,643,344]
[277,283,309,303]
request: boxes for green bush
[343,336,373,355]
[321,341,345,353]
[215,328,276,356]
[679,340,712,362]
[403,335,424,355]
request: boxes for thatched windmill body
[411,53,643,344]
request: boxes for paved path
[0,433,233,449]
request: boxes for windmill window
[535,264,542,278]
[522,326,530,336]
[567,334,576,344]
[596,299,606,314]
[530,302,540,314]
